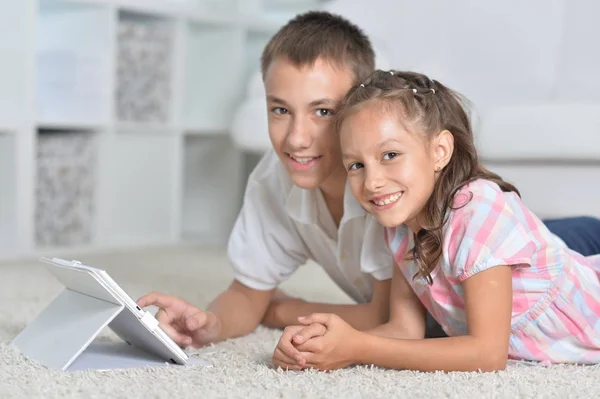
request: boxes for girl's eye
[315,109,334,117]
[383,152,399,160]
[272,107,288,115]
[348,162,364,171]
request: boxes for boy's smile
[264,57,354,192]
[287,154,322,171]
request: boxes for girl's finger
[298,313,333,326]
[295,336,324,353]
[273,348,304,370]
[292,323,327,345]
[278,331,304,363]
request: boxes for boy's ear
[432,130,454,171]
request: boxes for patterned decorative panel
[35,132,96,247]
[116,17,173,123]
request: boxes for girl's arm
[296,265,513,372]
[366,263,427,340]
[263,277,391,331]
[358,265,513,372]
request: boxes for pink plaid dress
[386,179,600,364]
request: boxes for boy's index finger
[137,292,173,308]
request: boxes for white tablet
[39,257,189,366]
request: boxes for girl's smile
[369,190,404,211]
[340,101,442,231]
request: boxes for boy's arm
[137,280,275,347]
[208,280,275,341]
[262,278,390,331]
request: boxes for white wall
[234,0,600,218]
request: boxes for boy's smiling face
[264,57,355,191]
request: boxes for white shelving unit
[0,133,18,256]
[0,1,37,260]
[0,0,321,261]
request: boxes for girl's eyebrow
[343,138,404,161]
[342,152,358,161]
[378,139,403,149]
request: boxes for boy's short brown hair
[260,11,375,84]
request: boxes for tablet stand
[12,288,129,371]
[11,261,211,371]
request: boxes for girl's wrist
[350,330,370,365]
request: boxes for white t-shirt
[227,150,394,303]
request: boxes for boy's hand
[137,292,221,348]
[294,313,363,371]
[272,323,327,370]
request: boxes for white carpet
[1,246,599,398]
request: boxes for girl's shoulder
[384,224,411,260]
[446,178,523,235]
[446,179,525,229]
[442,179,536,280]
[451,179,512,212]
[384,179,519,258]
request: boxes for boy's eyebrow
[266,96,337,108]
[266,95,288,105]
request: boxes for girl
[272,70,600,372]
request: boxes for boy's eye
[315,109,334,117]
[383,152,399,160]
[272,107,288,115]
[348,162,364,171]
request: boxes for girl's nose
[365,168,386,192]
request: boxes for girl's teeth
[374,193,401,206]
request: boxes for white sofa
[231,0,600,219]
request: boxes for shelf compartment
[116,11,175,124]
[95,131,180,246]
[50,0,240,23]
[182,135,243,245]
[0,134,17,257]
[35,129,97,247]
[193,0,239,14]
[0,2,36,128]
[182,21,245,131]
[36,3,113,128]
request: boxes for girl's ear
[432,130,454,172]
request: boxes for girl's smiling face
[340,100,453,232]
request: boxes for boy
[138,11,600,349]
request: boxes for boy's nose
[287,118,312,149]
